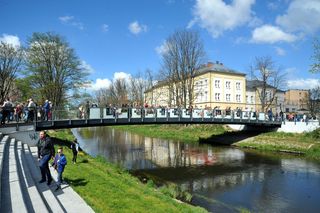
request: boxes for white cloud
[155,41,169,56]
[276,0,320,34]
[102,24,109,32]
[275,46,286,56]
[59,15,84,30]
[88,71,132,91]
[190,0,255,38]
[59,16,74,23]
[128,21,147,35]
[287,78,320,90]
[81,61,95,74]
[91,78,112,90]
[251,25,297,43]
[0,34,21,47]
[114,72,131,81]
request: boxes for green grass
[235,129,320,160]
[113,124,226,143]
[49,130,207,213]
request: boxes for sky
[1,0,319,91]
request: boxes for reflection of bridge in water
[34,107,281,130]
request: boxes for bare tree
[26,32,89,108]
[108,78,128,107]
[308,86,320,117]
[0,42,24,103]
[128,71,146,107]
[160,30,206,108]
[310,38,320,73]
[94,88,110,106]
[250,56,286,112]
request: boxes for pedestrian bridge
[34,107,281,131]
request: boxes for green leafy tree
[14,76,35,102]
[26,32,89,108]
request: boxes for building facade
[284,89,309,112]
[245,80,285,113]
[145,62,247,110]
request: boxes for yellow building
[145,62,247,110]
[285,89,309,112]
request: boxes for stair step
[25,146,64,213]
[29,146,94,213]
[8,138,27,213]
[19,142,49,212]
[0,135,9,210]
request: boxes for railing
[38,107,276,122]
[2,106,318,125]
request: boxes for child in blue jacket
[52,147,67,191]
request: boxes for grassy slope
[113,124,226,142]
[48,130,207,213]
[234,130,320,159]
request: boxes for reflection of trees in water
[77,127,320,213]
[78,127,247,170]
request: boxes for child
[52,147,67,191]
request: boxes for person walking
[85,100,90,119]
[28,98,36,122]
[71,139,79,164]
[52,147,67,191]
[1,98,12,124]
[37,131,54,185]
[43,100,50,121]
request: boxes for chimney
[207,62,214,67]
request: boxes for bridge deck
[1,107,282,131]
[35,117,281,131]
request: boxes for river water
[72,127,320,213]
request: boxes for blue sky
[1,0,319,90]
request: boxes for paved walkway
[0,132,95,212]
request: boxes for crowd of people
[0,98,53,125]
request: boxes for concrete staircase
[0,133,94,213]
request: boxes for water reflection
[73,127,246,170]
[73,127,320,213]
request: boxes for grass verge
[234,129,320,160]
[48,129,207,213]
[113,124,226,143]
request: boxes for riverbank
[113,124,320,160]
[48,129,207,213]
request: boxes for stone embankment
[0,131,94,213]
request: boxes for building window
[215,80,220,88]
[215,93,220,101]
[226,81,231,89]
[236,94,241,102]
[251,96,254,103]
[246,95,249,103]
[226,94,231,102]
[204,91,208,101]
[236,82,241,90]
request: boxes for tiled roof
[197,62,246,76]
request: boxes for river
[72,127,320,213]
